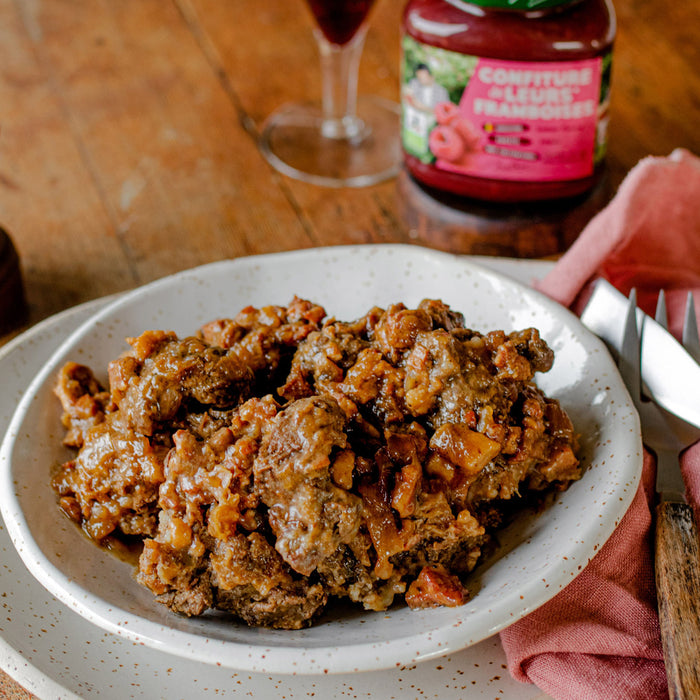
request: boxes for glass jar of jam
[401,0,616,202]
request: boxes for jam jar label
[401,36,612,182]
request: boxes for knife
[580,279,700,430]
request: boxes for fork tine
[682,292,700,364]
[655,289,668,329]
[619,289,642,404]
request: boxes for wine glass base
[260,95,401,188]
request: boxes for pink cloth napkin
[499,149,700,700]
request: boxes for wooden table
[0,0,698,696]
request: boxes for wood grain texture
[0,0,699,334]
[655,502,700,700]
[1,0,700,695]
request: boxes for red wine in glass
[307,0,376,45]
[260,0,399,187]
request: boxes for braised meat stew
[52,298,580,629]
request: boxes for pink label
[433,57,603,182]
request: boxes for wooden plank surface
[2,0,699,333]
[1,0,700,696]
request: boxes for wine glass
[260,0,401,188]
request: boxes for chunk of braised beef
[54,362,116,448]
[111,335,255,436]
[198,297,327,393]
[211,532,327,629]
[504,327,555,374]
[136,396,279,621]
[418,298,466,331]
[52,413,167,540]
[254,396,363,577]
[278,320,372,404]
[137,538,213,616]
[372,303,433,363]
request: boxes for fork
[619,289,700,699]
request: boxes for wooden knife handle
[655,501,700,700]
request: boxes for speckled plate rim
[0,244,643,676]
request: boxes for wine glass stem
[316,27,368,141]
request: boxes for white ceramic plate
[0,245,642,676]
[0,277,548,700]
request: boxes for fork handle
[655,501,700,699]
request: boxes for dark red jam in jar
[401,0,616,202]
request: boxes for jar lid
[460,0,573,9]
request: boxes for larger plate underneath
[0,245,641,675]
